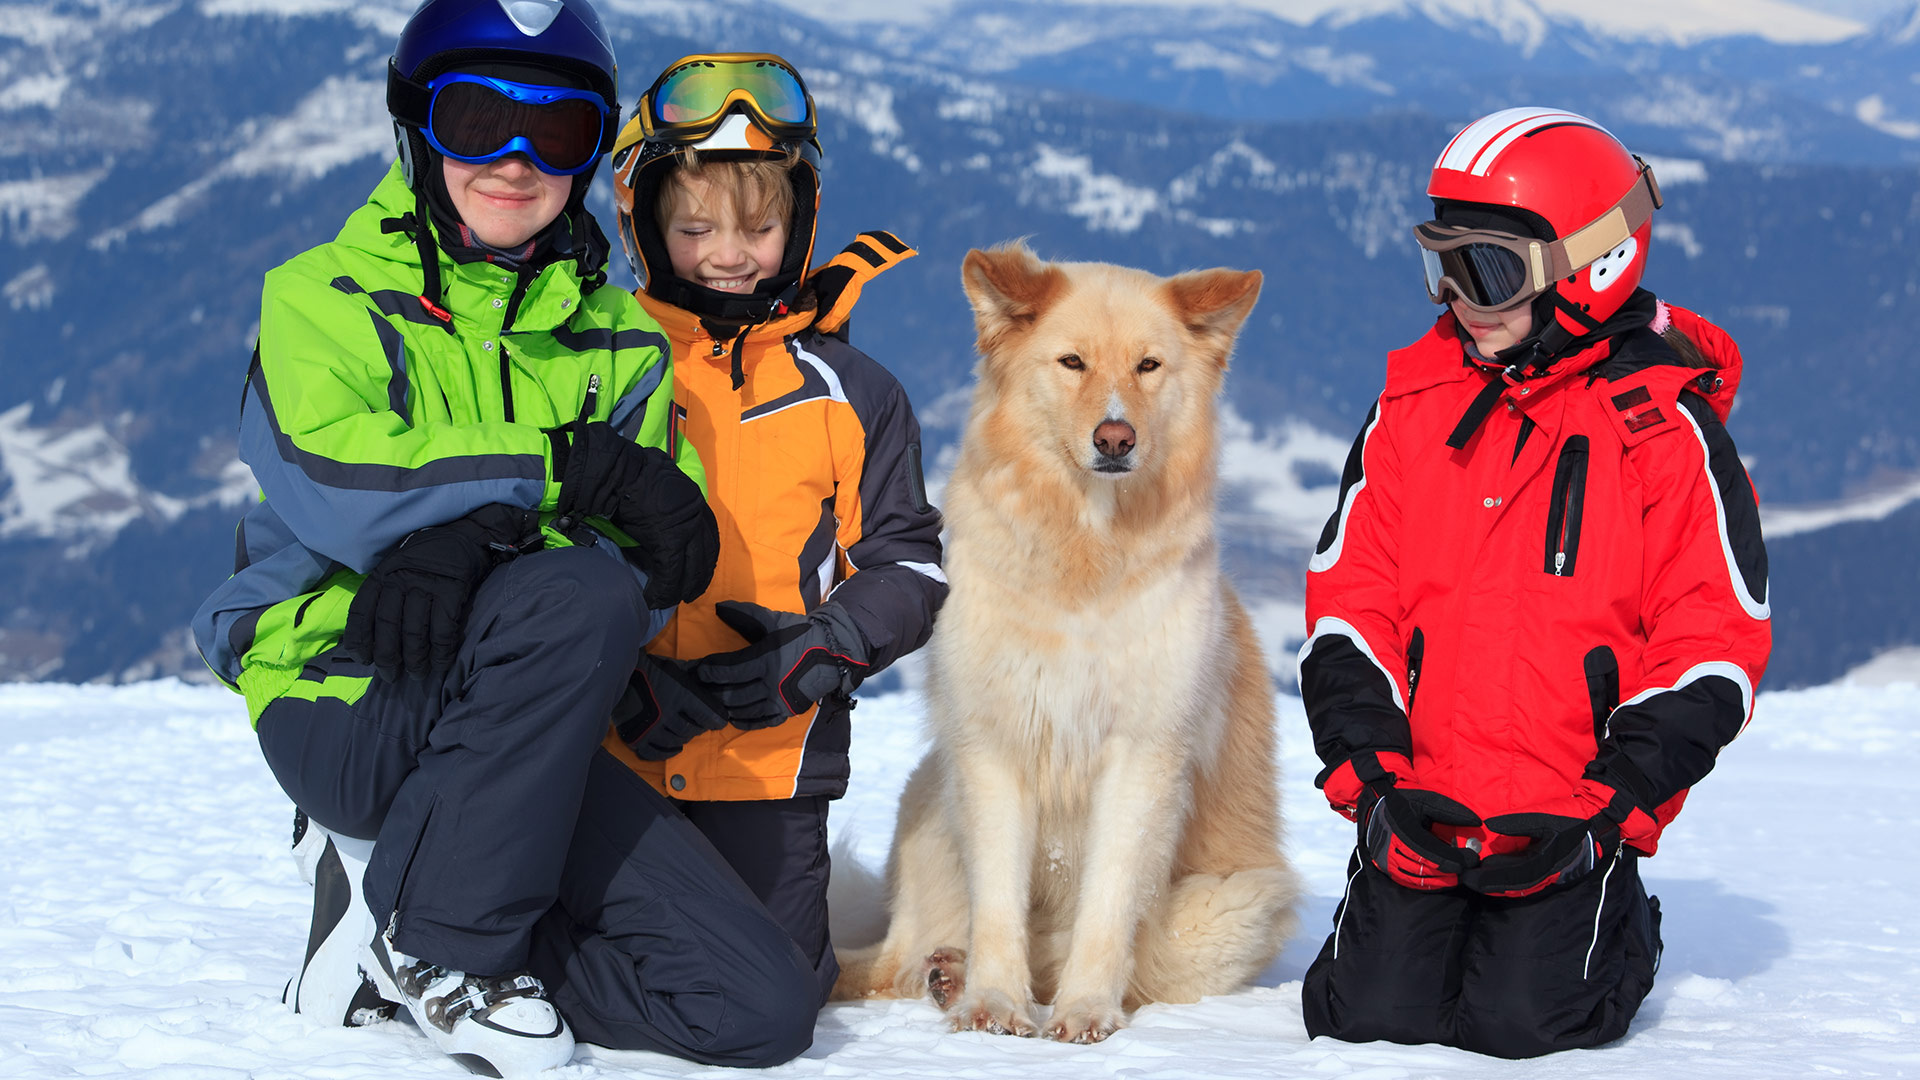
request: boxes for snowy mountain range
[1,0,1916,686]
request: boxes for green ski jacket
[194,161,698,722]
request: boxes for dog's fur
[831,243,1299,1043]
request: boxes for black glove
[1462,781,1654,897]
[1335,752,1483,890]
[341,504,540,682]
[551,419,717,609]
[612,653,731,761]
[614,466,718,611]
[691,601,872,729]
[1460,814,1609,898]
[551,418,647,523]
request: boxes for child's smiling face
[442,154,571,250]
[659,171,789,295]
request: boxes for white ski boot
[369,922,576,1078]
[282,809,399,1027]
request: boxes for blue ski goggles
[420,73,614,176]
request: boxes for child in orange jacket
[603,53,948,1002]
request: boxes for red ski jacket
[1300,294,1770,856]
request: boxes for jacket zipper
[579,372,599,423]
[496,260,541,424]
[1583,646,1620,746]
[499,341,515,423]
[1404,627,1425,718]
[1544,436,1590,576]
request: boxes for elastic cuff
[1320,749,1414,813]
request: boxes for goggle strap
[1552,167,1659,278]
[388,62,432,128]
[1559,207,1629,276]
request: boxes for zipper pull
[1555,551,1567,576]
[578,373,600,424]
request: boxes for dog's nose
[1093,420,1136,459]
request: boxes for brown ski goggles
[1414,159,1663,313]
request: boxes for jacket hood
[1661,301,1745,422]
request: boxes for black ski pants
[678,796,839,1007]
[1302,848,1662,1059]
[255,546,817,1067]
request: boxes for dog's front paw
[924,948,967,1009]
[1045,998,1126,1044]
[947,989,1038,1037]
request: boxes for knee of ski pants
[1302,856,1470,1047]
[484,544,652,660]
[1453,857,1660,1058]
[701,951,819,1068]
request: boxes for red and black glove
[613,653,730,761]
[1322,750,1483,890]
[1462,779,1659,898]
[692,601,872,730]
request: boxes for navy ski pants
[255,546,817,1067]
[1302,848,1662,1058]
[678,796,839,1007]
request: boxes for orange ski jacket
[606,232,947,800]
[1300,294,1770,856]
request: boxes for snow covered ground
[2,675,1917,1079]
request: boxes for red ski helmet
[1422,108,1662,339]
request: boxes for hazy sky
[1797,0,1911,17]
[768,0,1915,29]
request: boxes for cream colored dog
[832,243,1298,1043]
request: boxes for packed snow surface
[1,677,1917,1078]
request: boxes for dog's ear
[1165,268,1262,367]
[963,242,1065,353]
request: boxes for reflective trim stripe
[793,339,849,403]
[1309,399,1384,574]
[1332,858,1364,961]
[1620,660,1757,735]
[897,560,948,584]
[1583,848,1622,980]
[1676,401,1771,621]
[741,340,848,423]
[1298,616,1409,716]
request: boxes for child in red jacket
[1298,108,1771,1058]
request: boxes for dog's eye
[1137,357,1161,373]
[1057,354,1085,371]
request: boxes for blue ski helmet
[387,0,620,187]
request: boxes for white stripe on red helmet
[1435,107,1618,178]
